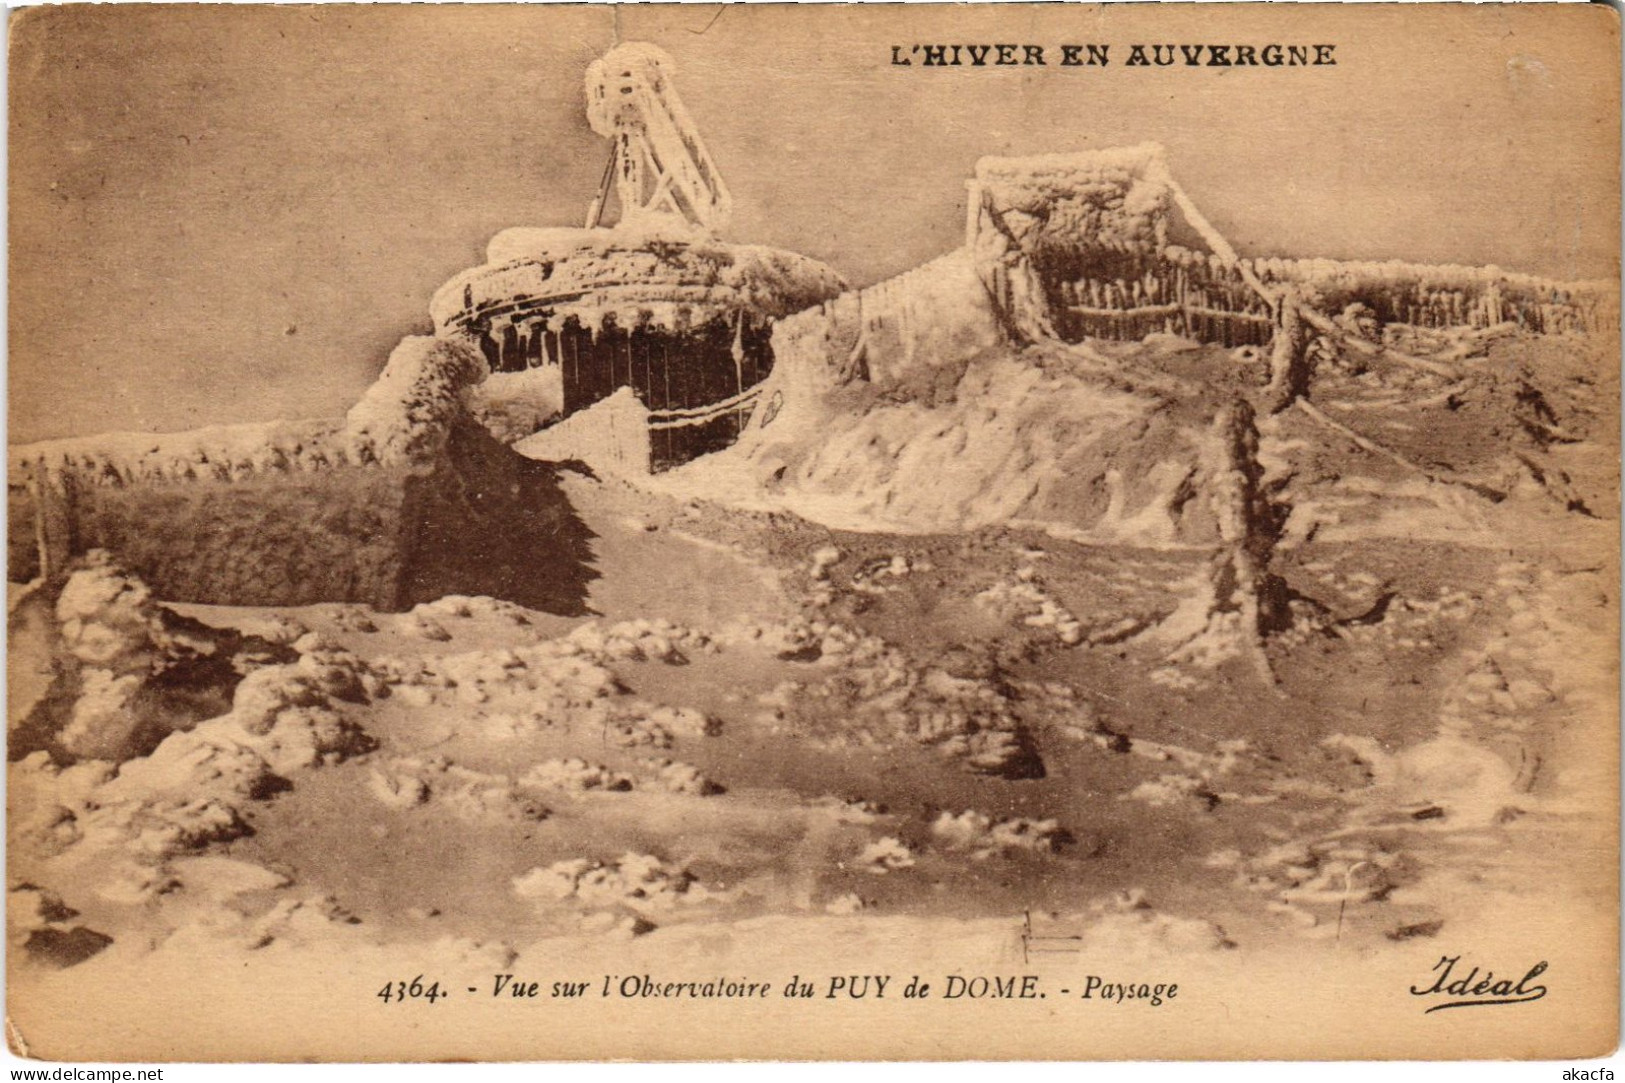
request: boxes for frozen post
[1264,288,1312,414]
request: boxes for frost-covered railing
[646,383,762,431]
[966,144,1617,347]
[1049,249,1276,348]
[1052,247,1615,345]
[645,384,763,472]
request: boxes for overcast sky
[9,3,1618,442]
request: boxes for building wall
[555,313,776,416]
[430,232,846,471]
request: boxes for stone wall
[8,337,595,615]
[12,464,416,607]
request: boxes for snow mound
[855,837,915,874]
[656,343,1234,544]
[1325,734,1524,829]
[8,883,112,968]
[344,335,486,464]
[512,852,705,913]
[641,758,722,796]
[368,756,550,823]
[930,810,1066,858]
[1123,773,1220,812]
[523,759,632,793]
[1070,890,1234,954]
[369,642,620,716]
[565,617,716,664]
[807,795,888,824]
[18,553,269,763]
[745,621,1044,778]
[513,387,650,474]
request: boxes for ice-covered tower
[582,43,732,235]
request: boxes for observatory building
[429,43,843,471]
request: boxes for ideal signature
[1409,955,1549,1014]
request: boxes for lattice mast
[583,43,733,235]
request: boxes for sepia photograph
[5,2,1620,1064]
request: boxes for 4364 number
[377,975,445,1004]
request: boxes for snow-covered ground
[9,322,1617,1058]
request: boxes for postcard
[7,2,1619,1062]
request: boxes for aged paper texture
[6,2,1620,1063]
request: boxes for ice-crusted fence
[1048,248,1276,348]
[780,148,1613,382]
[1253,254,1615,335]
[966,144,1617,348]
[1050,246,1614,346]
